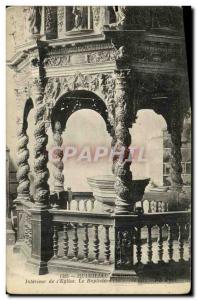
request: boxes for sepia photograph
[6,5,192,295]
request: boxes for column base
[13,241,23,253]
[110,269,137,281]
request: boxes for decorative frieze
[43,55,70,67]
[87,50,116,64]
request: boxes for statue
[27,6,42,35]
[72,6,87,30]
[109,6,126,29]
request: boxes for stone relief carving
[27,6,42,35]
[92,6,100,28]
[116,229,132,267]
[44,72,116,131]
[44,72,102,104]
[87,50,116,64]
[43,56,70,67]
[43,49,115,67]
[57,7,64,34]
[45,7,57,35]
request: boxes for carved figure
[72,6,87,30]
[28,6,42,34]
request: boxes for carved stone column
[169,109,184,192]
[51,121,65,208]
[52,121,64,193]
[33,78,50,208]
[28,77,53,275]
[113,69,133,214]
[16,123,30,201]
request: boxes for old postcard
[6,6,191,295]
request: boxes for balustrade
[47,209,190,278]
[114,211,190,275]
[49,210,113,267]
[66,192,97,212]
[15,199,190,278]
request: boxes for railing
[66,190,97,212]
[114,211,191,278]
[14,195,191,279]
[48,209,114,272]
[47,208,190,278]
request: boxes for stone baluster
[52,121,64,208]
[178,223,184,262]
[104,225,111,264]
[93,225,100,263]
[63,223,69,259]
[167,224,174,262]
[33,78,49,208]
[16,122,30,201]
[84,200,88,212]
[136,226,142,265]
[113,69,134,214]
[147,225,153,264]
[52,224,59,258]
[24,213,29,245]
[82,224,89,262]
[67,187,72,210]
[91,199,95,211]
[76,199,80,211]
[72,224,79,261]
[157,225,164,263]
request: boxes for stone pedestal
[27,209,53,275]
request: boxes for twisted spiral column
[169,113,183,192]
[52,121,64,193]
[113,70,133,214]
[16,124,30,200]
[33,79,49,208]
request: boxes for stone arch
[131,108,167,187]
[51,89,112,134]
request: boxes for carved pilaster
[16,124,30,201]
[52,121,64,194]
[33,78,49,208]
[113,69,133,214]
[45,7,57,39]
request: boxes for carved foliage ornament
[44,72,116,127]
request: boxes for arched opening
[51,90,111,133]
[62,109,112,192]
[50,90,112,193]
[131,109,167,187]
